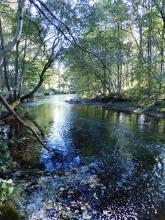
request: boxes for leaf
[66,211,75,219]
[12,100,20,108]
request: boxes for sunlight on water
[26,95,165,219]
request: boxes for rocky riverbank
[66,97,165,118]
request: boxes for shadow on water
[22,95,165,219]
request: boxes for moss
[0,204,20,220]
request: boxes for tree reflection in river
[26,95,165,219]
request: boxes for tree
[64,0,165,101]
[0,0,25,64]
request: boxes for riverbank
[66,97,165,118]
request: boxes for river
[20,94,165,220]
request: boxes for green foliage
[0,178,22,210]
[0,141,12,171]
[0,0,165,102]
[63,0,165,101]
[0,176,23,215]
[0,179,14,204]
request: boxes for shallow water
[24,95,165,219]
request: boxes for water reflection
[27,95,165,219]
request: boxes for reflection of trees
[69,106,165,218]
[28,104,54,128]
[70,108,118,157]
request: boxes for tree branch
[24,14,46,52]
[0,94,45,147]
[29,0,115,90]
[20,41,61,101]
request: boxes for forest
[0,0,165,219]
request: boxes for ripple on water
[22,95,165,219]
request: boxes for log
[0,94,45,147]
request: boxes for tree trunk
[15,41,20,87]
[12,40,20,102]
[0,19,11,91]
[0,94,45,147]
[146,0,153,93]
[20,56,54,102]
[0,0,25,64]
[159,22,165,93]
[18,36,28,97]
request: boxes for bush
[0,141,12,171]
[0,179,14,204]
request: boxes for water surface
[25,95,165,219]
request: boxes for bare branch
[20,40,61,101]
[24,14,46,52]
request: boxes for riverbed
[16,95,165,219]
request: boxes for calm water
[25,95,165,219]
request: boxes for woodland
[0,0,165,219]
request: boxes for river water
[22,95,165,220]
